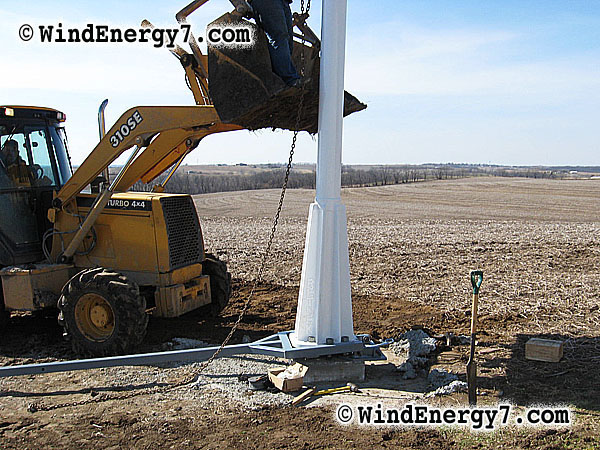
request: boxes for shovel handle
[470,270,483,294]
[470,292,478,335]
[470,271,483,335]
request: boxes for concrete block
[525,338,564,362]
[295,356,365,383]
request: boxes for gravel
[425,380,468,398]
[187,355,295,410]
[427,368,459,389]
[389,329,439,380]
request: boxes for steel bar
[0,332,380,378]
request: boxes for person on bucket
[251,0,302,87]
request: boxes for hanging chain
[27,1,313,414]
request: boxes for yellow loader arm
[54,106,239,208]
[52,105,240,262]
[56,0,363,208]
[49,1,251,263]
[55,0,253,208]
[51,0,363,262]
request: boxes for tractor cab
[0,106,73,266]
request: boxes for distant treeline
[130,164,584,195]
[132,165,468,194]
[133,169,315,194]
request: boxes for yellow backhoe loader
[0,0,364,357]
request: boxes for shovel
[467,270,483,406]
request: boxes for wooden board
[291,387,316,406]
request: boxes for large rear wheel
[58,268,148,357]
[203,253,232,316]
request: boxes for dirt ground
[1,177,600,449]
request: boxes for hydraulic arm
[50,0,362,263]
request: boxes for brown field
[198,177,600,336]
[1,177,599,449]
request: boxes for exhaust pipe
[97,99,110,185]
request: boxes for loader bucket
[207,13,366,133]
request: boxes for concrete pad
[295,356,365,383]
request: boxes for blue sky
[1,0,599,166]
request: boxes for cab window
[0,127,58,188]
[26,127,57,186]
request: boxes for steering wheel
[30,164,44,181]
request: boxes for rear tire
[58,268,148,357]
[203,253,232,316]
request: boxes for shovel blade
[466,349,477,405]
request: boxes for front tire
[58,268,148,357]
[203,253,232,316]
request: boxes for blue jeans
[251,0,300,85]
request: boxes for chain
[27,1,312,414]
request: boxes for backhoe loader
[0,0,365,357]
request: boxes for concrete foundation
[295,356,365,383]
